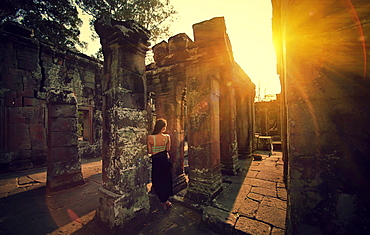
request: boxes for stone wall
[272,0,370,234]
[147,17,255,202]
[0,22,103,172]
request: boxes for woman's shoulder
[163,134,170,137]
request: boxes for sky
[78,0,281,96]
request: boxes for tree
[76,0,177,43]
[0,0,85,50]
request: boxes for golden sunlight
[170,0,281,97]
[79,0,281,98]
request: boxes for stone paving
[0,151,286,235]
[200,150,287,234]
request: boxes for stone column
[219,79,239,175]
[235,78,255,157]
[185,61,223,202]
[185,18,228,202]
[94,17,151,229]
[46,89,84,191]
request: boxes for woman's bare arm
[147,135,153,154]
[166,135,171,151]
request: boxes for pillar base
[47,172,84,192]
[185,166,223,203]
[221,155,241,175]
[97,186,150,229]
[172,173,188,194]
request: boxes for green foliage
[77,111,84,138]
[0,0,85,50]
[76,0,177,42]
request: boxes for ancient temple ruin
[0,22,103,191]
[147,17,255,202]
[92,16,255,228]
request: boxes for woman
[147,118,173,210]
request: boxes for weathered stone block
[213,183,251,213]
[152,41,169,63]
[97,186,150,229]
[256,204,286,229]
[202,206,236,234]
[30,124,46,150]
[50,117,77,132]
[18,88,34,98]
[234,217,271,235]
[8,107,25,123]
[13,149,32,160]
[21,106,34,118]
[0,47,17,68]
[47,90,77,105]
[9,123,31,150]
[9,159,33,171]
[50,131,78,147]
[31,149,47,165]
[0,152,13,164]
[16,46,39,71]
[49,104,77,118]
[257,136,273,151]
[238,198,260,217]
[5,90,17,98]
[46,171,84,191]
[23,97,35,106]
[48,160,82,177]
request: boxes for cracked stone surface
[235,216,271,235]
[203,151,287,234]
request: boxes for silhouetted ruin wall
[272,0,370,234]
[0,23,103,173]
[147,17,255,201]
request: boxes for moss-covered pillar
[94,17,151,229]
[46,89,84,191]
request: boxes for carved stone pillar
[94,17,151,229]
[46,89,84,191]
[235,80,255,157]
[219,78,239,175]
[185,18,228,202]
[185,63,223,202]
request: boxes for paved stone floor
[201,151,287,234]
[0,151,286,235]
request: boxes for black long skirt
[151,150,173,203]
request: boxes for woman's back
[149,133,170,155]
